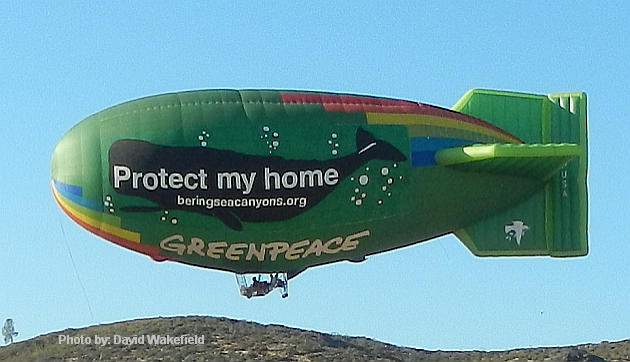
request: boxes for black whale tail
[356,128,407,162]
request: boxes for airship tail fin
[451,90,587,257]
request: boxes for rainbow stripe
[279,91,522,144]
[280,91,522,168]
[51,180,166,261]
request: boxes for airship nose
[51,122,103,195]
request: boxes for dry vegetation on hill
[0,316,627,362]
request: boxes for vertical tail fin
[451,90,587,257]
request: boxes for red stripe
[281,92,421,113]
[280,92,522,143]
[55,197,174,262]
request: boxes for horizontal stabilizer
[435,143,581,181]
[451,90,587,257]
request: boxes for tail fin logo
[505,220,529,245]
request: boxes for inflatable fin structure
[449,90,587,257]
[435,143,581,181]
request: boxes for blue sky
[1,0,628,351]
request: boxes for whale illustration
[108,128,406,230]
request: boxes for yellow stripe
[366,113,517,143]
[405,125,499,143]
[52,186,141,243]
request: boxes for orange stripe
[367,113,522,143]
[51,184,165,259]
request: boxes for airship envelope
[51,89,587,297]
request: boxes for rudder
[451,90,587,257]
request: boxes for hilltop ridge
[0,316,627,362]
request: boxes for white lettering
[299,170,323,187]
[184,173,198,190]
[265,167,339,190]
[95,335,110,346]
[217,172,241,191]
[169,173,183,189]
[158,168,168,189]
[264,167,281,190]
[133,171,142,189]
[282,171,298,189]
[143,173,159,191]
[113,165,130,188]
[199,169,208,190]
[324,168,339,185]
[241,172,256,195]
[113,166,209,191]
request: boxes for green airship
[51,89,587,298]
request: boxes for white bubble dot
[332,150,338,155]
[351,196,356,201]
[272,141,279,147]
[378,200,383,205]
[387,192,392,197]
[382,186,387,191]
[201,141,207,147]
[399,175,403,180]
[263,126,270,132]
[354,188,360,193]
[328,140,333,145]
[355,199,362,206]
[332,133,338,139]
[198,135,204,141]
[393,163,398,168]
[361,193,366,198]
[381,167,389,176]
[359,174,369,186]
[109,208,114,213]
[171,218,178,225]
[387,178,393,184]
[106,195,112,201]
[161,216,166,221]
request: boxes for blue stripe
[411,151,438,167]
[410,137,471,167]
[52,179,82,196]
[52,179,102,211]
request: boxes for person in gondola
[250,276,270,296]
